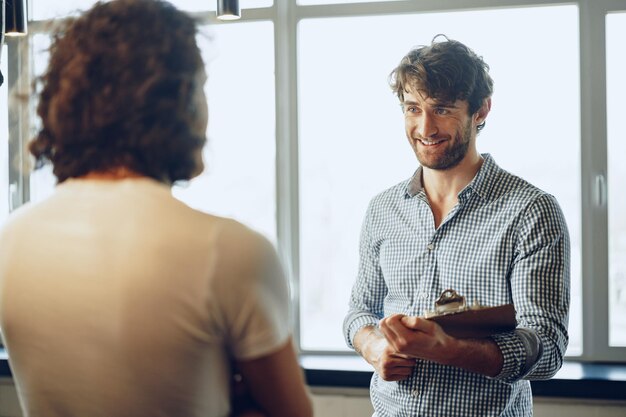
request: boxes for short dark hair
[389,35,493,131]
[29,0,206,183]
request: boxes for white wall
[1,379,625,417]
[0,379,21,417]
[310,387,626,417]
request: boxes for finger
[380,374,410,382]
[380,368,414,381]
[380,349,417,367]
[379,368,414,381]
[400,315,437,333]
[380,314,409,339]
[381,318,416,351]
[379,314,406,332]
[386,358,417,368]
[378,321,397,343]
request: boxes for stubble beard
[415,119,473,170]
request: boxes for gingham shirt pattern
[343,154,570,417]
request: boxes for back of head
[29,0,206,183]
[389,35,493,129]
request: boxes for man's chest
[375,201,519,314]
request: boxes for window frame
[5,0,625,362]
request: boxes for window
[172,22,277,241]
[5,0,625,363]
[607,11,626,348]
[25,21,277,239]
[29,35,55,204]
[298,0,399,4]
[298,6,581,352]
[0,45,8,224]
[32,0,273,19]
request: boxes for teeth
[419,139,443,146]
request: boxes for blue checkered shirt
[343,154,570,417]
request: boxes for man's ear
[474,98,491,125]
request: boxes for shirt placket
[415,195,437,314]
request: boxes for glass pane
[32,0,273,20]
[607,12,626,347]
[169,0,272,13]
[32,0,99,19]
[0,45,8,224]
[29,35,57,204]
[298,0,400,5]
[173,22,276,241]
[298,6,581,352]
[28,24,277,242]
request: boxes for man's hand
[353,326,416,381]
[378,314,455,364]
[379,314,504,377]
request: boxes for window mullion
[579,0,610,361]
[7,36,31,212]
[274,0,301,351]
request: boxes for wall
[0,379,21,417]
[1,379,625,417]
[310,387,626,417]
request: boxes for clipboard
[424,289,517,338]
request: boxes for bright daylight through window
[298,5,580,353]
[5,0,626,363]
[607,12,626,347]
[0,45,7,225]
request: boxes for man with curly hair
[0,1,312,416]
[343,36,570,416]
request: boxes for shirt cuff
[490,328,543,383]
[344,313,380,349]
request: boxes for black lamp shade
[5,0,27,36]
[217,0,240,20]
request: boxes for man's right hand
[354,326,416,381]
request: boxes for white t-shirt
[0,178,290,417]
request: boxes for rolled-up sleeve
[343,201,387,349]
[490,194,570,383]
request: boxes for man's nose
[417,112,438,138]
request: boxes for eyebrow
[402,100,459,109]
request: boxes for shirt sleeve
[217,228,291,361]
[490,193,570,383]
[343,200,387,349]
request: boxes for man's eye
[434,108,449,115]
[405,106,419,114]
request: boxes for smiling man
[343,36,570,416]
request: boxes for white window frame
[5,0,625,362]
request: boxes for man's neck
[422,151,483,229]
[422,151,483,204]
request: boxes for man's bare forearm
[353,325,379,358]
[444,337,503,377]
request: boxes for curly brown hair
[29,0,206,183]
[389,35,494,131]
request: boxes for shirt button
[420,292,428,299]
[411,388,420,397]
[427,243,434,251]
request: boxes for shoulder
[208,217,283,284]
[488,169,568,238]
[489,166,558,210]
[0,200,46,242]
[210,217,274,256]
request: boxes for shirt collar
[405,153,498,201]
[406,166,424,198]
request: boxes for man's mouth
[417,138,445,146]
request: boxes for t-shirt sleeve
[215,227,291,361]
